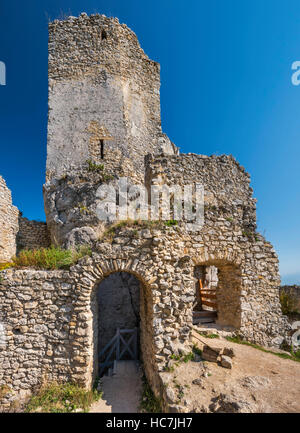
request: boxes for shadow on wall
[97,272,140,360]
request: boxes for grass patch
[182,352,195,363]
[167,345,202,369]
[101,219,164,240]
[86,159,104,172]
[293,349,300,360]
[100,218,180,242]
[170,354,181,361]
[192,345,202,356]
[163,365,175,372]
[25,382,102,413]
[164,219,178,227]
[196,331,220,339]
[225,336,300,363]
[0,263,14,271]
[12,245,92,270]
[85,160,114,182]
[140,376,162,413]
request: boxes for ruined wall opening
[193,265,218,324]
[90,270,154,380]
[193,261,242,330]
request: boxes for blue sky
[0,0,299,284]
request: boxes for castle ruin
[0,13,290,411]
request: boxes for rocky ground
[160,327,300,413]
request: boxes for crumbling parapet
[17,216,51,251]
[0,176,19,263]
[0,176,51,263]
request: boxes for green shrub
[86,159,104,172]
[13,245,92,270]
[280,289,298,315]
[192,345,202,356]
[0,263,14,271]
[101,219,164,240]
[293,348,300,360]
[25,382,102,413]
[164,219,178,227]
[182,352,195,363]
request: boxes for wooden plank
[201,300,217,308]
[103,338,117,363]
[99,360,114,376]
[200,294,217,300]
[193,311,217,317]
[119,333,135,359]
[99,334,117,358]
[199,289,216,293]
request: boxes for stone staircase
[193,310,217,324]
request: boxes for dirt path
[90,361,142,413]
[160,329,300,413]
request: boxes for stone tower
[46,13,177,182]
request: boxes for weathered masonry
[0,13,290,411]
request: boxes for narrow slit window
[100,139,104,159]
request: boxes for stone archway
[92,270,154,378]
[73,257,157,389]
[69,244,197,398]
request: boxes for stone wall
[0,269,75,411]
[0,226,197,410]
[145,153,289,342]
[47,13,177,182]
[0,176,51,263]
[0,223,291,410]
[17,217,51,251]
[145,153,257,232]
[0,176,19,263]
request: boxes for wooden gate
[99,327,138,376]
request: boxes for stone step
[193,310,217,324]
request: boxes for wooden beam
[201,300,217,308]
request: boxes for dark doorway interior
[97,272,140,374]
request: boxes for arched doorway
[97,272,140,375]
[90,270,153,379]
[97,272,140,355]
